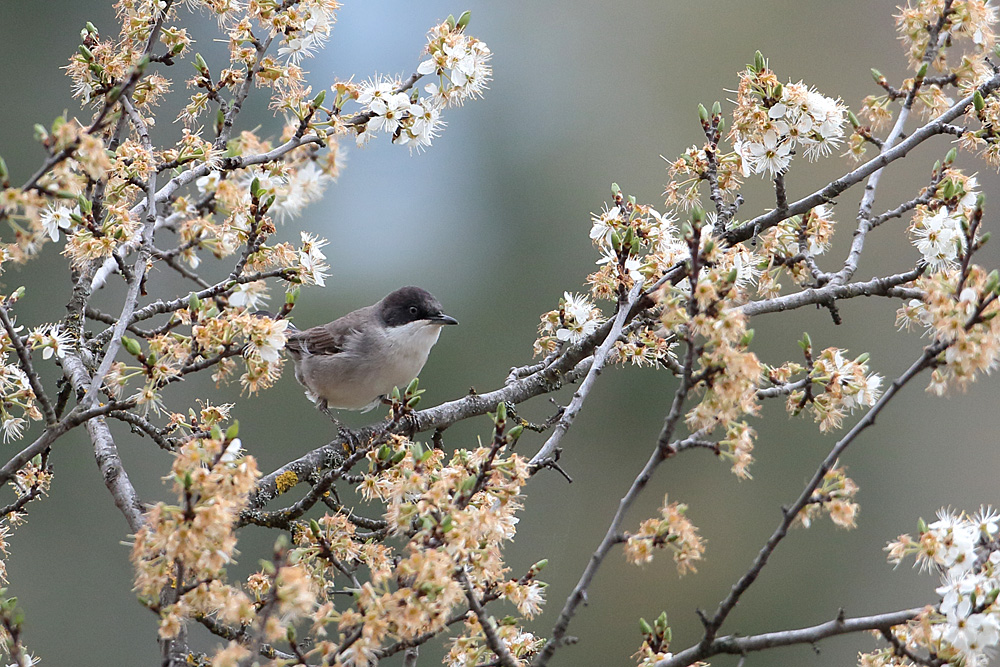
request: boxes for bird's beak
[431,313,459,326]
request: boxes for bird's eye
[409,306,419,316]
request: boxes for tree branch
[656,607,923,667]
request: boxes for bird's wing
[286,307,372,357]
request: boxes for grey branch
[655,607,923,667]
[459,569,519,667]
[735,269,923,318]
[246,356,593,511]
[80,96,158,409]
[62,352,146,531]
[529,280,645,468]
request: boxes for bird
[281,286,458,418]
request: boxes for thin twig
[459,569,519,667]
[529,280,644,469]
[0,305,56,424]
[655,607,923,667]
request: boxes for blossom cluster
[895,1,997,72]
[0,298,43,445]
[795,462,860,529]
[353,16,492,151]
[105,302,293,417]
[879,507,1000,667]
[908,169,979,273]
[664,142,743,212]
[792,346,883,433]
[187,419,544,665]
[585,191,685,300]
[897,263,1000,394]
[133,405,543,664]
[756,204,837,297]
[653,217,764,444]
[624,494,705,574]
[131,431,261,640]
[534,291,606,355]
[730,57,848,177]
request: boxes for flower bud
[984,269,1000,294]
[691,203,706,226]
[410,440,425,460]
[121,336,141,357]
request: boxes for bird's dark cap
[380,286,458,327]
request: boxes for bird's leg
[317,400,359,453]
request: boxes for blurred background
[1,1,999,665]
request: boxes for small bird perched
[282,286,458,415]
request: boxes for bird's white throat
[382,319,444,356]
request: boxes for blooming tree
[0,1,999,667]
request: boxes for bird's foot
[338,425,360,453]
[317,401,359,453]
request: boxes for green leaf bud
[121,336,141,357]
